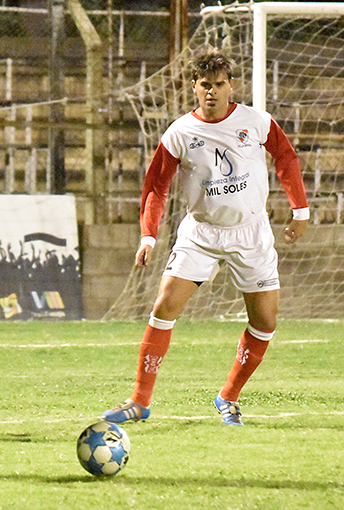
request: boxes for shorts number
[165,251,177,271]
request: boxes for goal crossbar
[252,2,344,109]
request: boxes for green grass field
[0,319,343,510]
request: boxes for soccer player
[101,48,309,425]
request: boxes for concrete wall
[81,223,344,320]
[81,223,140,319]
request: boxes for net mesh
[104,2,344,321]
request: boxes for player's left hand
[284,219,308,244]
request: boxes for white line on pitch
[1,410,344,425]
[279,339,330,344]
[0,342,140,348]
[0,338,332,349]
[157,410,344,419]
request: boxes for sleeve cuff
[292,207,310,221]
[140,236,156,248]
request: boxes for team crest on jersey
[236,129,250,147]
[189,136,205,149]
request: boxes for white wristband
[140,236,156,248]
[292,207,310,221]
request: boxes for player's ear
[191,80,196,93]
[228,78,233,95]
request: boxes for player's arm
[264,118,309,244]
[135,142,179,267]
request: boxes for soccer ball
[77,421,131,476]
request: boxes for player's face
[192,70,232,121]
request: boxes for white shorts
[162,212,280,293]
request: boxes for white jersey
[161,104,271,227]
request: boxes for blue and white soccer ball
[77,421,131,476]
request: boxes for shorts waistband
[187,210,269,232]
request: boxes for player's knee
[153,295,181,321]
[248,308,278,333]
[261,319,277,333]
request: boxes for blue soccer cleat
[214,393,244,425]
[101,399,150,424]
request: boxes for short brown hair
[191,48,234,82]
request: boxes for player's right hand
[135,244,153,267]
[284,218,308,244]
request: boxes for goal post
[252,2,344,110]
[104,1,344,321]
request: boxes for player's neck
[194,102,236,122]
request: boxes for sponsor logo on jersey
[236,129,251,147]
[215,148,233,176]
[189,136,205,149]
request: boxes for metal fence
[0,2,200,223]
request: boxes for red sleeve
[140,141,180,239]
[264,118,308,209]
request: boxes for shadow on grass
[246,419,344,431]
[0,473,100,484]
[124,418,344,432]
[123,475,344,493]
[0,472,343,493]
[0,434,32,442]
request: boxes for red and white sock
[131,313,176,408]
[220,325,274,403]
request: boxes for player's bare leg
[215,289,279,425]
[243,289,279,333]
[152,275,200,321]
[101,276,199,423]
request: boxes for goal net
[104,1,344,321]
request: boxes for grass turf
[0,319,343,509]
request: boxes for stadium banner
[0,195,83,320]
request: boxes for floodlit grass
[0,319,343,509]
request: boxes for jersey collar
[191,103,237,123]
